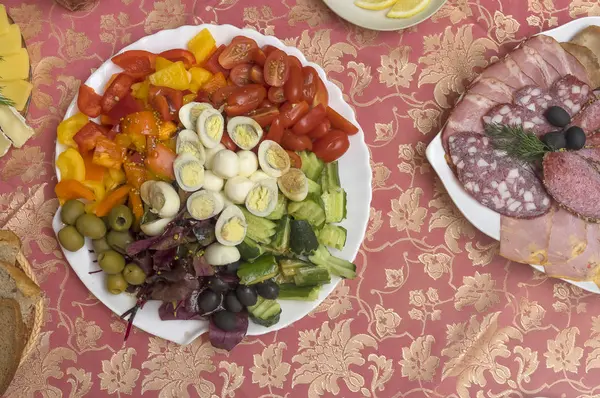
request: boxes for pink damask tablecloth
[2,0,600,397]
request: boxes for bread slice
[562,42,600,88]
[0,298,25,396]
[0,230,21,265]
[0,261,40,324]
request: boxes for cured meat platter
[426,17,600,293]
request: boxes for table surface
[2,0,600,397]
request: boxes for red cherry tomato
[259,99,274,108]
[249,107,280,128]
[312,129,350,162]
[308,118,331,139]
[267,86,286,104]
[218,37,258,69]
[230,63,253,86]
[158,49,196,68]
[281,130,312,151]
[221,134,239,152]
[78,84,102,118]
[284,59,304,103]
[302,66,318,103]
[264,117,284,143]
[196,90,211,103]
[287,56,302,69]
[111,50,156,79]
[264,49,289,87]
[313,75,329,107]
[250,65,265,85]
[253,49,267,66]
[101,73,135,114]
[150,86,184,113]
[225,84,267,116]
[262,45,277,56]
[106,93,144,124]
[152,95,172,122]
[286,150,302,168]
[326,106,359,135]
[203,45,229,77]
[279,101,310,128]
[292,104,326,135]
[211,86,237,108]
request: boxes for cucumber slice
[248,296,281,327]
[293,266,331,286]
[307,178,322,196]
[299,151,324,181]
[309,245,356,279]
[322,189,346,223]
[266,194,288,220]
[237,237,265,262]
[279,258,311,277]
[288,199,326,229]
[318,224,347,250]
[320,161,341,193]
[268,215,291,254]
[237,255,279,285]
[240,207,277,244]
[278,283,320,301]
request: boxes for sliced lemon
[386,0,430,18]
[354,0,398,11]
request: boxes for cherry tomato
[218,37,258,69]
[78,84,102,118]
[211,86,237,108]
[149,86,184,113]
[287,56,302,69]
[262,45,277,56]
[151,95,172,122]
[326,106,359,135]
[286,150,302,168]
[158,49,196,68]
[292,104,326,135]
[264,117,284,143]
[253,49,267,66]
[282,130,312,151]
[106,94,144,124]
[259,99,274,108]
[268,86,286,104]
[302,66,318,103]
[249,107,280,128]
[196,90,211,103]
[225,84,267,116]
[230,63,253,86]
[313,76,329,107]
[308,118,331,139]
[264,49,289,87]
[279,101,309,128]
[111,50,156,79]
[101,73,135,114]
[203,45,229,77]
[312,129,350,162]
[221,134,239,152]
[250,65,265,85]
[284,59,304,103]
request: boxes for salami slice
[448,132,551,218]
[513,76,592,115]
[483,103,554,136]
[570,99,600,135]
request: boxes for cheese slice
[0,80,32,112]
[0,105,33,148]
[0,6,8,36]
[0,131,11,157]
[0,25,22,56]
[0,49,29,81]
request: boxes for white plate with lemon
[322,0,447,31]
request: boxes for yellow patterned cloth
[2,0,600,396]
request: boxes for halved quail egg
[140,217,173,237]
[258,140,290,178]
[227,116,263,150]
[215,205,247,247]
[179,102,214,131]
[197,108,224,148]
[278,168,308,202]
[176,130,205,164]
[224,176,255,204]
[245,179,278,217]
[140,181,180,218]
[186,190,224,221]
[174,154,205,192]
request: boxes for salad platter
[427,17,600,293]
[52,24,371,346]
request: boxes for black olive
[222,261,241,275]
[541,131,567,150]
[545,106,571,127]
[207,276,229,293]
[236,284,258,307]
[213,311,237,331]
[565,126,586,150]
[198,290,221,313]
[256,280,279,299]
[225,291,244,313]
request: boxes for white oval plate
[426,17,600,294]
[322,0,447,32]
[52,24,372,345]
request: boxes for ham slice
[476,57,535,89]
[442,94,498,153]
[544,223,600,281]
[546,208,588,265]
[500,211,553,264]
[509,46,560,88]
[468,77,515,103]
[525,35,591,86]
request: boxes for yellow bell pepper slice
[158,121,178,141]
[57,113,89,148]
[183,93,196,105]
[188,29,216,65]
[56,148,86,181]
[155,56,173,71]
[148,61,190,91]
[188,67,213,93]
[104,168,126,191]
[82,180,106,201]
[131,80,150,101]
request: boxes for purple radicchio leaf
[149,226,195,251]
[132,250,153,276]
[159,289,204,321]
[153,248,177,272]
[126,234,162,256]
[149,274,200,302]
[209,311,249,351]
[193,254,215,277]
[146,265,187,284]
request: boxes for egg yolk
[179,162,203,187]
[190,104,210,125]
[247,185,272,212]
[233,125,257,148]
[221,217,245,242]
[205,115,223,140]
[266,147,289,170]
[189,196,215,219]
[178,141,201,158]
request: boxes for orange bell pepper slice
[82,153,106,181]
[123,161,148,189]
[92,136,126,169]
[128,190,144,224]
[121,111,159,136]
[145,142,176,180]
[95,185,132,217]
[55,179,95,203]
[201,72,227,95]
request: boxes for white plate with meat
[427,17,600,293]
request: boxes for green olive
[57,225,84,252]
[60,200,85,225]
[108,205,133,232]
[75,213,107,239]
[92,237,111,254]
[106,230,134,254]
[97,250,125,274]
[123,263,147,285]
[106,273,128,295]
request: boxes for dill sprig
[0,87,14,107]
[485,123,549,163]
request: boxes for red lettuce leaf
[209,311,248,351]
